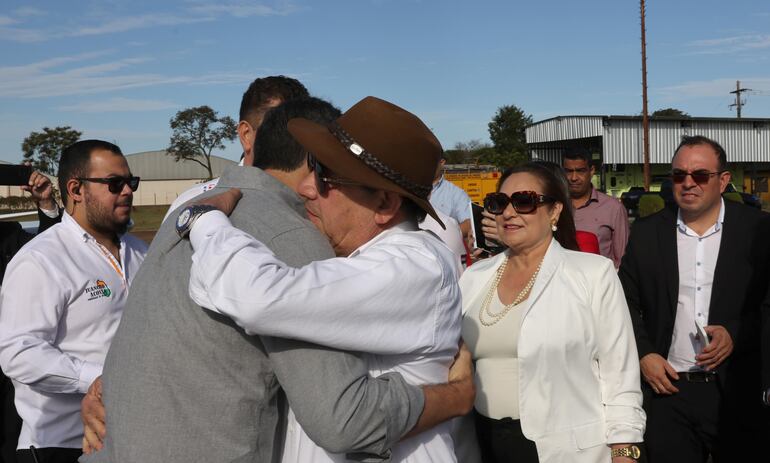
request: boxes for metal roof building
[125,150,236,180]
[526,115,770,165]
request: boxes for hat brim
[288,118,445,229]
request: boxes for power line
[729,80,752,118]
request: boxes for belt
[677,371,717,383]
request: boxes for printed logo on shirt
[85,279,112,300]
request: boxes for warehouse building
[1,151,236,207]
[525,115,770,203]
[125,150,236,206]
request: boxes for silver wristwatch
[176,204,218,238]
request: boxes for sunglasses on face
[484,191,556,215]
[670,169,724,185]
[78,176,140,194]
[306,155,362,195]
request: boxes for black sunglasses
[78,176,140,194]
[307,155,362,195]
[484,191,556,215]
[670,169,724,185]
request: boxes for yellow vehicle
[444,164,501,204]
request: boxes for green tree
[476,147,528,170]
[487,104,532,168]
[447,139,492,164]
[167,106,237,180]
[651,108,690,118]
[22,126,82,175]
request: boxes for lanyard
[91,240,127,286]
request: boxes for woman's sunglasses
[78,176,140,194]
[484,191,555,215]
[307,155,362,195]
[670,169,724,185]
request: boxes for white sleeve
[592,260,646,444]
[0,256,102,394]
[188,211,441,355]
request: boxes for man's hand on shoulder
[81,376,106,454]
[640,353,679,395]
[192,188,242,216]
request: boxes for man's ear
[373,191,403,226]
[237,121,256,156]
[67,178,83,202]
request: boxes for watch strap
[177,204,218,238]
[610,445,641,459]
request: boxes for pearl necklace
[478,255,542,327]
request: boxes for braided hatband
[328,122,432,199]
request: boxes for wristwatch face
[177,208,192,230]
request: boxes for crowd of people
[0,75,768,463]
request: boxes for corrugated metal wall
[603,119,770,164]
[530,148,564,163]
[526,116,603,143]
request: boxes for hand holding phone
[695,321,710,347]
[0,165,33,186]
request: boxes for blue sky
[2,0,770,163]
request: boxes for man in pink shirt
[563,150,629,268]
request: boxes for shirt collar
[676,198,725,234]
[576,187,598,209]
[62,211,125,246]
[432,176,445,191]
[349,220,418,258]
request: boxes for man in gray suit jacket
[81,98,474,463]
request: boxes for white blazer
[460,239,646,463]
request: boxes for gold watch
[611,445,641,460]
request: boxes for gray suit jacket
[83,166,423,463]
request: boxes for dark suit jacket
[0,209,60,283]
[762,272,770,392]
[619,200,770,415]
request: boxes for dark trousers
[0,375,21,463]
[16,448,81,463]
[475,411,538,463]
[645,377,767,463]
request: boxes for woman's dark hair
[496,162,579,251]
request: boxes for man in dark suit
[619,135,770,463]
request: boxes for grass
[130,205,168,231]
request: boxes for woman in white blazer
[460,163,645,463]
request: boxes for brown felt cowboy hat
[287,96,445,228]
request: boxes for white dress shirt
[188,211,461,462]
[419,210,465,273]
[668,199,725,372]
[0,213,147,449]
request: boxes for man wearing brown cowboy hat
[182,96,466,462]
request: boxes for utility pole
[640,0,651,191]
[729,80,751,118]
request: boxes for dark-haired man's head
[59,139,136,237]
[238,76,309,165]
[563,149,595,200]
[252,97,341,188]
[671,135,730,220]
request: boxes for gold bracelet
[610,445,641,459]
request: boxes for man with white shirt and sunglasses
[0,140,147,463]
